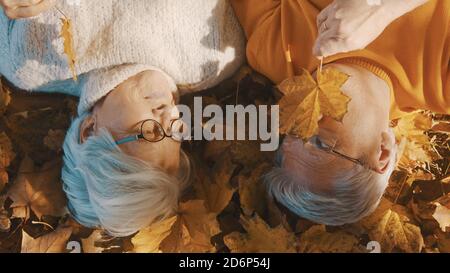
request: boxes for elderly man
[231,0,449,225]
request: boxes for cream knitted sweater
[0,0,245,115]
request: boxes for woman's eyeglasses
[115,119,187,145]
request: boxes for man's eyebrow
[332,139,343,150]
[317,128,338,146]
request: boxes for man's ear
[79,115,96,144]
[373,131,396,174]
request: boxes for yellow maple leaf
[432,194,450,233]
[21,227,72,253]
[159,200,220,253]
[237,163,284,228]
[224,215,296,253]
[393,111,432,142]
[60,18,77,81]
[393,111,437,171]
[299,225,365,253]
[359,198,424,253]
[131,216,177,253]
[278,68,350,141]
[7,156,67,220]
[193,153,236,214]
[239,164,269,217]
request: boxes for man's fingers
[316,3,334,30]
[313,36,346,57]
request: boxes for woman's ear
[79,115,96,144]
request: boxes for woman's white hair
[61,112,190,237]
[264,150,396,226]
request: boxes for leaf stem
[32,221,55,231]
[55,6,68,19]
[318,56,324,74]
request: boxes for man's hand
[1,0,57,19]
[313,0,428,57]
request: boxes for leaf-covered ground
[0,67,449,253]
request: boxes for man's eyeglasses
[115,119,187,145]
[307,136,367,168]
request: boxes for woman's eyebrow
[116,121,144,135]
[142,95,175,107]
[130,120,145,131]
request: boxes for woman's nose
[151,103,169,114]
[155,105,179,130]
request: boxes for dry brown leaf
[60,18,77,81]
[233,65,252,84]
[21,227,72,253]
[0,132,15,191]
[0,195,10,232]
[43,129,66,152]
[0,79,11,115]
[359,198,424,253]
[62,216,92,238]
[159,200,220,253]
[278,68,350,141]
[203,140,232,162]
[7,156,67,220]
[81,230,104,253]
[433,194,450,232]
[410,199,437,223]
[436,230,450,253]
[431,121,450,133]
[230,140,273,167]
[433,204,450,232]
[397,139,433,169]
[194,154,236,213]
[238,163,284,227]
[238,163,288,227]
[238,163,270,217]
[81,230,127,253]
[224,215,296,253]
[393,111,436,170]
[1,57,447,254]
[132,216,177,253]
[0,172,7,193]
[11,206,30,220]
[298,225,364,253]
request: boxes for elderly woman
[231,0,449,225]
[0,0,245,236]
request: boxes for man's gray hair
[264,150,395,226]
[61,112,190,237]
